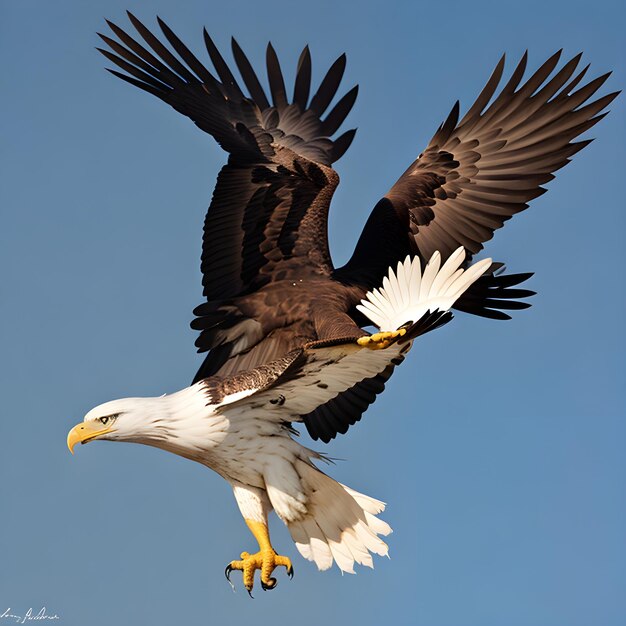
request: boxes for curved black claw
[224,565,235,592]
[287,565,294,579]
[246,588,254,599]
[261,577,277,591]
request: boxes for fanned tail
[287,460,391,574]
[356,247,492,332]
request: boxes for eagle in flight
[67,12,616,595]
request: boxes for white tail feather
[356,247,492,331]
[288,461,391,574]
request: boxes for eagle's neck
[125,384,229,461]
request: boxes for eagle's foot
[225,549,293,595]
[357,328,406,350]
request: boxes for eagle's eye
[99,414,118,426]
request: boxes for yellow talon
[225,520,293,595]
[357,328,406,350]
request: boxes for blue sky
[1,1,624,625]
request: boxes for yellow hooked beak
[67,421,113,454]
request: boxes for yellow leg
[357,328,406,350]
[225,519,293,596]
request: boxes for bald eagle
[68,13,616,594]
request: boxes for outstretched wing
[98,13,358,376]
[335,51,618,309]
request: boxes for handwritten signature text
[1,608,60,623]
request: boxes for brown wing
[335,51,618,316]
[98,14,358,379]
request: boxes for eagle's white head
[67,396,174,452]
[67,386,222,456]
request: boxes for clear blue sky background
[1,1,624,625]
